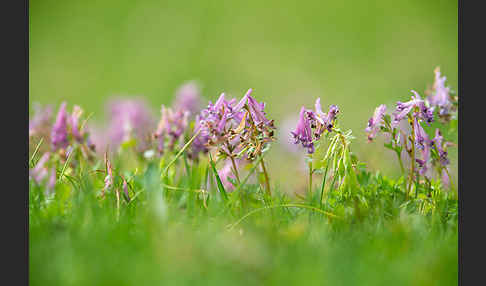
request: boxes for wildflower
[415,143,431,176]
[197,93,238,147]
[428,67,453,117]
[153,105,190,153]
[29,103,52,138]
[30,152,50,184]
[173,81,202,115]
[365,104,387,141]
[51,102,69,151]
[393,91,434,126]
[432,129,450,166]
[290,98,339,154]
[69,105,84,143]
[413,117,430,150]
[313,98,339,137]
[245,89,272,125]
[106,99,155,152]
[291,107,315,154]
[188,117,210,159]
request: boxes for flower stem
[408,118,416,199]
[308,155,313,196]
[260,158,271,197]
[229,155,241,184]
[396,149,405,175]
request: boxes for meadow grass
[29,146,457,286]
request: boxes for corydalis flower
[432,129,450,166]
[106,99,155,152]
[312,98,339,138]
[291,107,315,154]
[428,67,453,117]
[415,142,431,176]
[365,104,387,141]
[236,88,272,125]
[291,98,339,154]
[188,118,210,159]
[413,118,432,176]
[198,93,238,146]
[153,105,189,153]
[413,117,430,150]
[29,103,52,138]
[234,89,276,160]
[69,105,84,143]
[173,81,203,115]
[393,91,434,126]
[51,102,69,151]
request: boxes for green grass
[29,146,457,286]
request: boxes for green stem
[229,155,241,184]
[408,117,416,200]
[308,154,313,196]
[319,159,330,209]
[260,158,271,197]
[396,149,405,175]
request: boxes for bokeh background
[29,0,457,192]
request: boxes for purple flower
[173,81,203,115]
[432,129,450,166]
[51,102,69,151]
[245,90,272,125]
[365,104,387,141]
[69,105,84,143]
[324,105,339,130]
[154,105,190,153]
[291,107,315,154]
[29,103,53,138]
[197,93,238,144]
[314,98,339,134]
[393,91,434,126]
[413,117,430,150]
[30,152,50,184]
[428,67,452,116]
[189,116,210,159]
[106,99,155,152]
[415,142,431,176]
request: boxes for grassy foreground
[29,150,457,286]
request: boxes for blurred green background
[29,0,457,190]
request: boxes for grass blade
[29,137,44,167]
[209,153,228,201]
[227,203,340,230]
[162,129,201,178]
